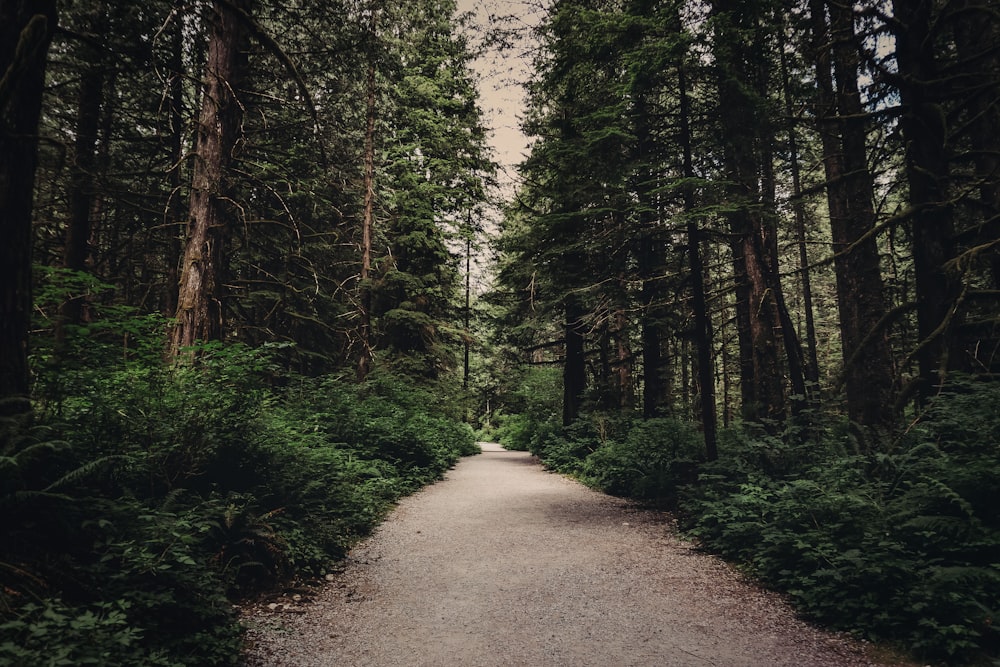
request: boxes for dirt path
[241,443,908,666]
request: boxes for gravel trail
[241,443,910,666]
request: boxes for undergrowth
[1,292,477,666]
[502,377,1000,665]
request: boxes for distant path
[242,443,907,666]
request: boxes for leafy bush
[582,418,702,503]
[0,598,175,667]
[4,331,478,665]
[494,367,562,452]
[681,379,1000,663]
[497,371,1000,663]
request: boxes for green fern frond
[926,565,1000,588]
[0,488,71,511]
[915,475,977,518]
[158,488,189,511]
[44,455,127,493]
[903,514,979,539]
[0,439,64,465]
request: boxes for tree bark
[163,0,187,319]
[778,35,821,400]
[631,80,667,417]
[951,0,1000,373]
[357,5,378,380]
[892,0,962,399]
[712,0,788,427]
[464,234,471,390]
[678,35,718,460]
[59,7,106,342]
[170,0,251,354]
[614,293,634,410]
[0,0,57,405]
[563,296,587,426]
[756,43,808,420]
[809,0,896,427]
[639,225,667,417]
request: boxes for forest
[0,0,997,665]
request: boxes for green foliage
[4,330,477,665]
[680,379,1000,663]
[511,410,704,505]
[0,598,175,667]
[494,366,563,452]
[499,373,1000,663]
[582,418,702,504]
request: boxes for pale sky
[454,0,544,188]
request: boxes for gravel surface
[241,443,915,667]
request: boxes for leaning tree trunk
[0,0,57,406]
[170,0,250,354]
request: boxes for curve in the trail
[242,443,905,667]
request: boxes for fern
[43,454,126,493]
[901,515,980,540]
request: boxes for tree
[171,0,253,353]
[358,0,493,380]
[711,0,806,426]
[809,0,895,428]
[887,2,1000,401]
[675,4,718,459]
[357,0,378,380]
[0,0,57,405]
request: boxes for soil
[240,442,918,666]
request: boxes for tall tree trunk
[756,43,808,420]
[563,295,587,426]
[892,0,962,399]
[0,0,57,406]
[634,95,667,417]
[678,37,718,460]
[170,0,251,353]
[712,0,787,426]
[357,5,378,380]
[638,226,666,417]
[614,287,634,410]
[952,0,1000,372]
[163,0,187,318]
[464,234,471,390]
[810,0,896,426]
[778,35,821,399]
[59,7,106,343]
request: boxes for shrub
[583,418,702,503]
[680,379,1000,663]
[0,598,175,667]
[5,333,479,665]
[495,367,562,452]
